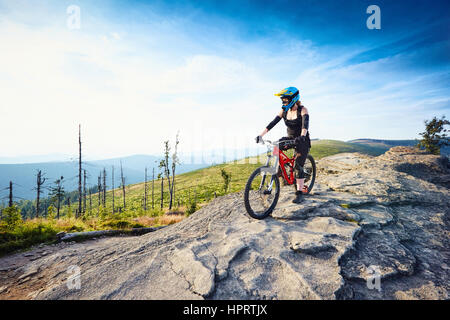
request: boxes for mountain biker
[255,87,311,204]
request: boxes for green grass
[310,139,388,159]
[0,207,177,257]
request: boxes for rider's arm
[301,107,309,136]
[261,110,284,136]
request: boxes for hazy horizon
[0,137,422,164]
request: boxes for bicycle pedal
[263,190,271,195]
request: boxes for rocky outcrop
[0,147,448,300]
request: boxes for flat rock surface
[0,146,448,300]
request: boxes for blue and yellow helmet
[274,87,300,112]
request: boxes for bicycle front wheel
[244,167,280,219]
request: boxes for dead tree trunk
[170,132,180,210]
[78,124,82,218]
[160,176,164,209]
[55,177,64,219]
[112,165,115,214]
[35,170,46,218]
[152,168,155,209]
[120,161,126,209]
[144,167,147,211]
[89,188,92,215]
[83,169,87,213]
[97,174,101,214]
[103,168,107,207]
[8,181,13,208]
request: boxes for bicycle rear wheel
[244,167,280,219]
[303,155,316,194]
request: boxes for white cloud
[0,1,447,160]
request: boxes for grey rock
[18,267,39,280]
[0,146,448,300]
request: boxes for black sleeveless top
[282,105,311,147]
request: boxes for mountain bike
[244,137,316,219]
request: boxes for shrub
[221,168,232,193]
[66,207,74,219]
[101,219,132,229]
[417,115,450,155]
[186,201,197,216]
[47,205,56,220]
[98,206,108,220]
[1,206,23,231]
[0,220,59,257]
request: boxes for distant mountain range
[0,155,210,201]
[346,138,419,147]
[347,138,450,155]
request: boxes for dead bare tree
[152,167,155,209]
[112,165,115,213]
[78,124,82,218]
[158,133,180,210]
[89,188,92,215]
[34,170,46,218]
[120,160,126,209]
[97,174,102,211]
[144,167,148,211]
[159,142,171,209]
[158,171,164,209]
[103,168,107,207]
[83,169,87,213]
[170,132,180,209]
[8,181,13,208]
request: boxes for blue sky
[0,0,449,160]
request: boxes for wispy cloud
[0,0,448,159]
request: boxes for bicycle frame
[274,145,296,185]
[259,138,297,192]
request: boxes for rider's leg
[293,142,309,203]
[294,145,308,181]
[296,178,305,191]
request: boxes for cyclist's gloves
[255,136,262,143]
[295,136,306,144]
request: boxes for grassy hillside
[310,139,389,158]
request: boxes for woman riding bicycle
[255,87,311,204]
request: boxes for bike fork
[259,156,278,192]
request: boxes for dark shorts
[279,136,310,179]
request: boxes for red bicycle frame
[273,145,297,185]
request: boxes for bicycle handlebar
[257,137,296,146]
